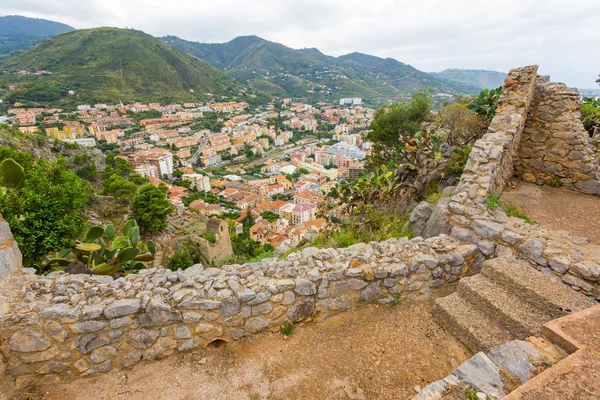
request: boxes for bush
[0,159,90,265]
[131,184,175,234]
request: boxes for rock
[43,321,68,343]
[90,346,117,363]
[221,300,241,317]
[406,202,434,237]
[195,324,215,334]
[488,340,539,383]
[72,321,106,333]
[138,297,182,327]
[282,291,296,305]
[9,328,52,352]
[548,257,570,275]
[471,219,504,239]
[442,186,456,197]
[174,326,192,339]
[143,337,177,361]
[122,351,142,368]
[361,264,374,281]
[518,239,547,266]
[237,288,256,302]
[330,279,368,297]
[453,352,504,398]
[184,264,204,275]
[245,317,270,333]
[40,303,69,318]
[413,379,446,400]
[358,282,382,302]
[81,304,104,320]
[294,278,316,296]
[37,361,70,374]
[575,180,600,195]
[128,329,160,349]
[104,299,141,319]
[451,227,479,244]
[288,298,315,322]
[74,334,110,354]
[422,198,451,238]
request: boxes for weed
[504,203,536,225]
[499,367,522,393]
[426,191,443,204]
[389,292,402,307]
[280,321,295,336]
[548,176,564,187]
[483,195,501,209]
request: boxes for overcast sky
[2,0,599,88]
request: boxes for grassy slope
[1,28,240,102]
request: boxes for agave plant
[48,219,156,275]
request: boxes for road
[245,138,319,168]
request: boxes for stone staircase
[433,257,596,352]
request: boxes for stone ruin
[0,65,599,397]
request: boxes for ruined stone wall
[515,78,600,194]
[446,65,600,301]
[0,236,481,389]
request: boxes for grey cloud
[1,0,598,87]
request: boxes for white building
[134,165,159,178]
[339,98,362,106]
[291,203,317,224]
[183,173,211,192]
[129,149,174,177]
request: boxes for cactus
[0,158,25,190]
[52,219,156,275]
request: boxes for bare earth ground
[502,182,600,245]
[40,287,468,400]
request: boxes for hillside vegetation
[0,28,240,103]
[163,35,483,104]
[0,15,74,60]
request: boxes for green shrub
[483,196,501,210]
[548,176,564,187]
[280,321,295,336]
[447,145,472,178]
[504,203,536,225]
[202,232,217,244]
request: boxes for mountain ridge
[0,28,240,103]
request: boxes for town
[0,95,374,261]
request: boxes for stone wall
[515,77,600,194]
[0,236,482,389]
[445,65,600,300]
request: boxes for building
[339,98,362,106]
[183,174,211,192]
[134,165,159,178]
[291,203,317,224]
[129,149,174,177]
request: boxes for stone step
[433,292,514,352]
[458,274,553,338]
[481,257,596,318]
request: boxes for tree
[435,104,487,146]
[0,159,89,265]
[102,174,138,203]
[366,91,431,167]
[131,184,175,234]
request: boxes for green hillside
[0,15,75,60]
[163,35,482,103]
[431,69,506,90]
[0,28,240,103]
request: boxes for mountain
[0,15,75,59]
[0,28,240,103]
[431,69,506,91]
[163,35,481,103]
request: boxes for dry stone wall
[1,65,599,392]
[446,65,600,300]
[0,236,482,388]
[515,77,600,194]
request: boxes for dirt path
[502,182,600,245]
[40,287,468,400]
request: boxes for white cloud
[1,0,599,87]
